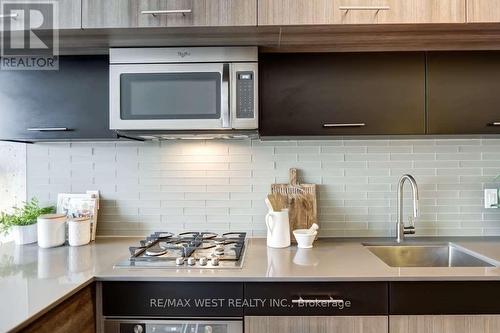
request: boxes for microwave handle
[222,64,230,128]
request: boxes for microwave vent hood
[116,130,259,141]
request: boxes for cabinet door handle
[27,127,69,132]
[339,6,390,11]
[0,13,18,19]
[323,123,366,128]
[490,122,500,126]
[141,9,192,16]
[292,297,345,305]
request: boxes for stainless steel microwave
[109,47,258,132]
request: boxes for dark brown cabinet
[427,52,500,134]
[259,52,426,137]
[0,56,117,142]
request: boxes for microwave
[109,47,258,135]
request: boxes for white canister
[37,214,67,248]
[68,217,91,247]
[265,209,291,248]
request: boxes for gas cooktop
[115,231,247,269]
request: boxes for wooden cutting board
[271,168,318,241]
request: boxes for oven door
[104,319,243,333]
[110,63,229,130]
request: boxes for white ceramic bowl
[293,229,318,249]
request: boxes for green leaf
[0,198,55,235]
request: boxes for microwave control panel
[236,71,255,119]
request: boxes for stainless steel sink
[364,243,496,267]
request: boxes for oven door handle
[221,64,231,128]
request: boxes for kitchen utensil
[265,209,291,248]
[293,229,318,249]
[265,196,275,212]
[37,214,67,248]
[307,223,320,234]
[267,193,287,211]
[271,168,318,242]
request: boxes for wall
[0,142,26,243]
[26,138,500,237]
[0,142,26,212]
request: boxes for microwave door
[110,63,229,130]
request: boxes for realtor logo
[1,0,59,70]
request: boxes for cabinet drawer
[246,316,388,333]
[244,282,388,316]
[83,0,256,28]
[428,52,500,135]
[333,0,465,24]
[102,282,244,317]
[259,52,425,136]
[390,282,500,315]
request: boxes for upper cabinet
[467,0,500,22]
[427,52,500,135]
[82,0,257,28]
[259,52,425,137]
[258,0,336,25]
[334,0,465,24]
[259,0,465,25]
[1,0,81,29]
[58,0,82,29]
[0,56,116,142]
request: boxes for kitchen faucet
[396,174,419,243]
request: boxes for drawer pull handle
[141,9,192,16]
[0,13,18,19]
[292,297,345,305]
[490,122,500,126]
[27,127,69,132]
[339,6,390,11]
[323,123,366,128]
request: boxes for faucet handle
[404,217,416,235]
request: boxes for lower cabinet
[389,315,500,333]
[245,316,388,333]
[21,284,95,333]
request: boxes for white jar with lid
[68,217,91,247]
[37,214,67,248]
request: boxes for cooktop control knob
[199,257,208,266]
[187,257,196,266]
[210,257,220,266]
[175,257,185,266]
[133,325,144,333]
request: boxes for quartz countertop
[2,237,500,332]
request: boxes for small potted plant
[0,198,54,245]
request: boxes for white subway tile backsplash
[25,139,500,237]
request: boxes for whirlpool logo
[178,50,191,58]
[1,0,59,70]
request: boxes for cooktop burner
[114,232,247,269]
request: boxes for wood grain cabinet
[21,285,95,333]
[333,0,465,24]
[82,0,256,28]
[259,52,425,136]
[427,52,500,134]
[245,316,388,333]
[390,315,500,333]
[467,0,500,22]
[258,0,336,25]
[258,0,465,25]
[1,0,81,29]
